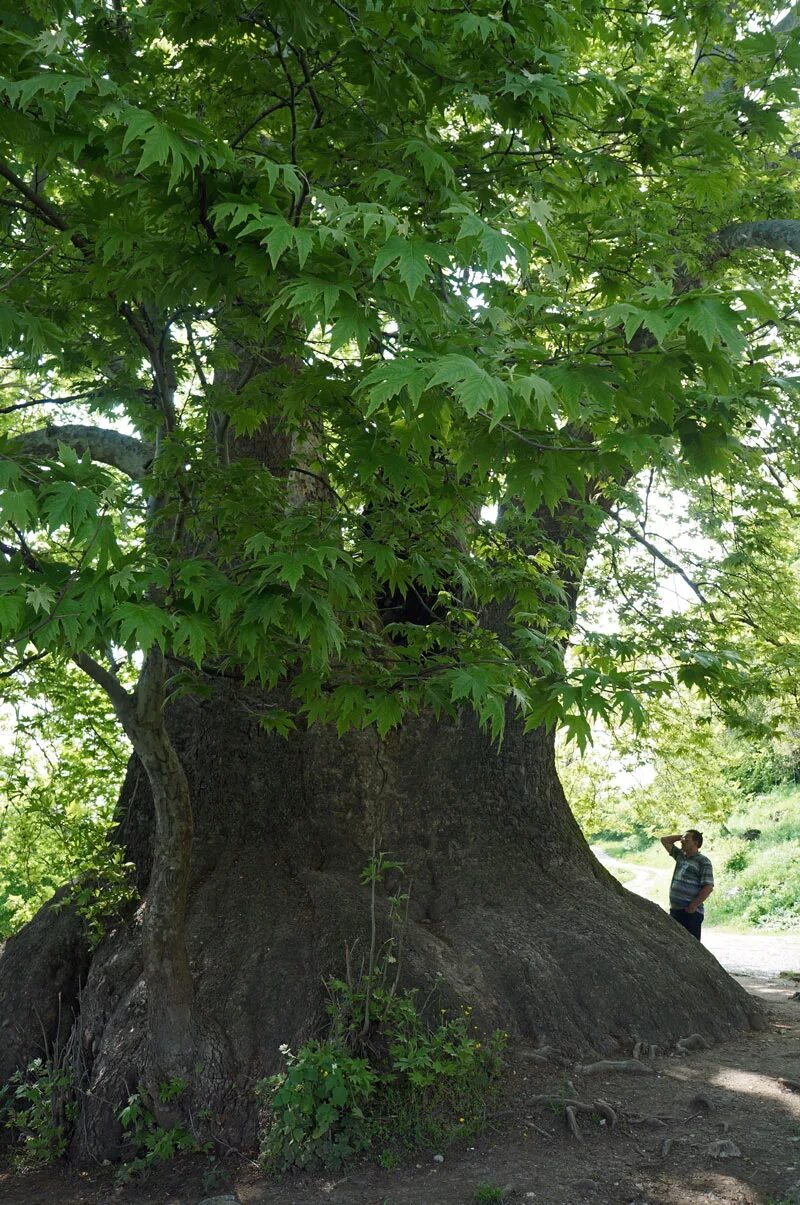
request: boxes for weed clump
[258,853,506,1172]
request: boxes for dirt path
[2,976,800,1205]
[705,931,800,977]
[592,845,672,903]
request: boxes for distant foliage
[0,662,131,938]
[559,691,797,838]
[727,746,799,797]
[725,850,749,874]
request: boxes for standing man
[660,829,714,941]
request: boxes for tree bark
[25,683,759,1160]
[73,647,198,1116]
[120,651,195,1089]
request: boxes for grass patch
[474,1186,505,1203]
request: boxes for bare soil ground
[2,972,800,1205]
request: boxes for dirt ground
[1,973,799,1205]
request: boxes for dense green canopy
[1,0,799,740]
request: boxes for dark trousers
[670,907,702,941]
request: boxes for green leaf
[115,603,171,653]
[366,692,404,738]
[0,489,36,528]
[359,359,430,413]
[681,301,718,351]
[401,138,455,185]
[426,355,507,419]
[26,583,56,614]
[372,237,445,299]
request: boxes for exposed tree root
[574,1059,655,1076]
[565,1104,582,1141]
[527,1094,618,1141]
[676,1033,711,1053]
[516,1045,568,1067]
[706,1137,742,1159]
[629,1114,667,1129]
[595,1099,617,1127]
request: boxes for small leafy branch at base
[258,855,506,1172]
[116,1079,211,1180]
[0,1057,76,1171]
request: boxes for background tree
[0,0,799,1155]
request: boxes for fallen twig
[522,1118,553,1139]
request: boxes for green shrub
[0,1057,76,1170]
[725,850,748,873]
[257,1040,376,1172]
[116,1080,209,1178]
[728,747,794,796]
[258,997,505,1173]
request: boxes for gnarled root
[565,1104,581,1141]
[528,1094,618,1141]
[676,1033,711,1053]
[574,1058,654,1076]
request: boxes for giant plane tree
[1,0,799,1156]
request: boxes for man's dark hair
[687,829,703,847]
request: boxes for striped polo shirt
[669,848,714,915]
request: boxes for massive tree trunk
[0,684,761,1161]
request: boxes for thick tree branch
[0,649,49,679]
[14,423,152,480]
[73,651,134,715]
[715,220,800,258]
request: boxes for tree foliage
[0,0,798,738]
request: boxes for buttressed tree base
[1,699,763,1157]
